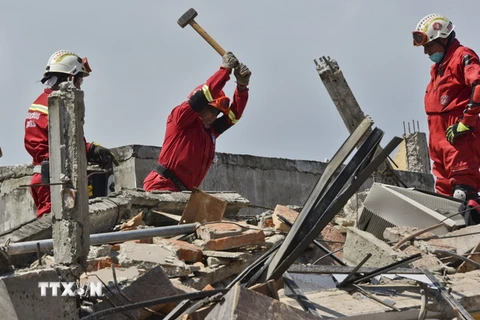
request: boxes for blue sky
[1,0,479,165]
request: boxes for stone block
[203,230,265,251]
[153,238,203,263]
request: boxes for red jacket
[425,39,480,126]
[24,88,91,165]
[145,67,248,191]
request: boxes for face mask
[429,52,444,63]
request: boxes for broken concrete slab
[206,282,321,320]
[447,269,480,314]
[202,250,248,260]
[436,224,480,255]
[280,285,429,319]
[92,266,182,320]
[81,265,140,288]
[124,189,249,218]
[343,227,405,267]
[117,242,200,277]
[0,268,78,320]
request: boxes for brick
[86,257,119,272]
[203,229,265,251]
[272,205,299,232]
[196,222,243,241]
[202,284,215,291]
[321,223,345,259]
[153,238,203,263]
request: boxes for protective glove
[234,63,251,86]
[88,142,119,166]
[221,52,239,69]
[445,121,473,144]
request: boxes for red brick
[154,238,203,263]
[202,284,215,291]
[204,230,265,251]
[86,257,119,272]
[320,223,346,259]
[272,205,299,232]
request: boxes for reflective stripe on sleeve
[227,110,238,124]
[29,104,48,114]
[202,84,214,102]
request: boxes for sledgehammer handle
[189,20,226,56]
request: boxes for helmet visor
[412,31,429,46]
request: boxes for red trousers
[143,171,179,192]
[428,112,480,195]
[30,173,51,218]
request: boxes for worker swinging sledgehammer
[143,8,251,192]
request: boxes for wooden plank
[180,188,227,224]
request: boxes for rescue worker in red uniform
[143,52,251,192]
[25,50,118,218]
[413,14,480,225]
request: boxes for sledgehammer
[177,8,226,56]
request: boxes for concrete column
[314,56,400,184]
[48,82,90,269]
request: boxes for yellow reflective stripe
[202,84,213,102]
[29,104,48,114]
[228,110,238,124]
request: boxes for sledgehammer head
[178,8,198,28]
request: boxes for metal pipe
[5,223,198,256]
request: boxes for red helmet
[188,85,230,115]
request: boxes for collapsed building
[0,57,479,320]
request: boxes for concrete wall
[0,144,435,233]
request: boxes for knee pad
[453,185,478,201]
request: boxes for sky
[1,0,479,166]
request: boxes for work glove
[234,63,251,86]
[221,52,239,69]
[88,142,119,166]
[445,121,473,145]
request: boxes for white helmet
[43,50,91,77]
[412,13,455,47]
